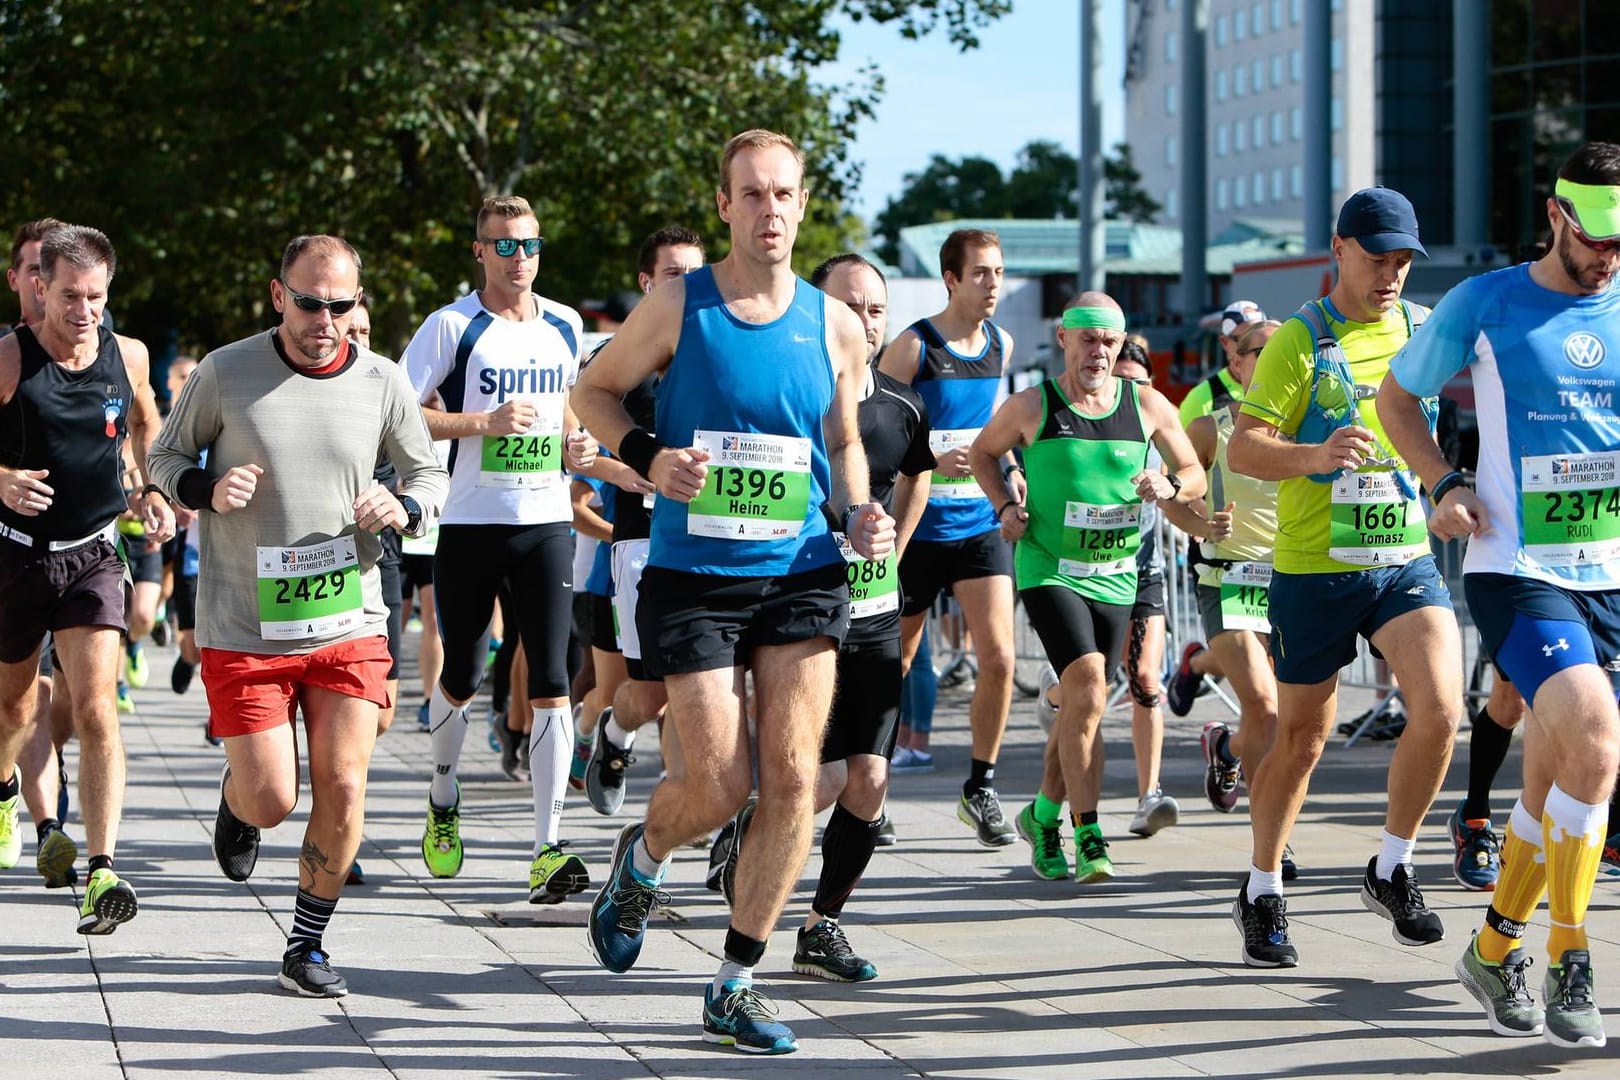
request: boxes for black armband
[618,427,666,480]
[177,468,214,512]
[1428,470,1469,505]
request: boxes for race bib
[478,412,564,489]
[1520,452,1620,567]
[256,536,364,641]
[929,428,984,500]
[686,430,812,540]
[837,532,899,620]
[400,524,438,558]
[1327,471,1427,566]
[1058,501,1139,578]
[1218,560,1273,633]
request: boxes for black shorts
[1020,585,1132,677]
[824,633,902,763]
[1132,572,1165,620]
[125,541,163,586]
[587,591,618,654]
[899,528,1012,616]
[403,553,435,594]
[637,563,849,678]
[378,531,404,681]
[435,522,575,701]
[171,572,198,633]
[0,536,128,664]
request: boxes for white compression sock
[530,706,572,854]
[428,684,469,809]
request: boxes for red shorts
[201,636,392,740]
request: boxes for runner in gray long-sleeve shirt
[146,234,448,998]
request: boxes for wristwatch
[1165,473,1183,496]
[841,503,865,535]
[400,495,423,536]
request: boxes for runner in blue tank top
[573,129,894,1056]
[1383,141,1620,1049]
[878,228,1023,847]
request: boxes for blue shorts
[1268,557,1453,685]
[1466,573,1620,705]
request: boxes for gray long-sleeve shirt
[147,331,448,655]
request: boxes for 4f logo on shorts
[1563,331,1607,370]
[1543,638,1570,657]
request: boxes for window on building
[1271,168,1284,201]
[1234,178,1248,209]
[1290,163,1303,198]
[1272,0,1284,29]
[1165,134,1177,166]
[1271,110,1284,143]
[1331,155,1344,192]
[1253,171,1266,206]
[1271,54,1283,88]
[1235,121,1248,152]
[1235,64,1247,97]
[1165,30,1177,63]
[1165,83,1177,116]
[1235,8,1247,40]
[1216,124,1229,157]
[1166,0,1176,11]
[1166,189,1178,220]
[1215,14,1228,47]
[1331,95,1342,132]
[1215,69,1228,101]
[1252,59,1264,90]
[1291,0,1303,24]
[1290,48,1302,83]
[1253,3,1265,33]
[1331,39,1343,72]
[1290,105,1303,140]
[1253,115,1265,148]
[1217,178,1230,210]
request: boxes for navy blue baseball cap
[1335,187,1427,256]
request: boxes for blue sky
[825,1,1127,223]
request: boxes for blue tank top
[649,266,840,576]
[907,318,1004,542]
[585,480,616,596]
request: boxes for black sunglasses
[280,282,361,316]
[481,237,544,258]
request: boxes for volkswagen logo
[1564,331,1607,369]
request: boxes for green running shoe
[1454,936,1543,1037]
[77,868,138,935]
[1544,949,1607,1049]
[1014,802,1069,880]
[421,784,464,878]
[1072,823,1115,884]
[529,842,590,904]
[36,826,78,889]
[0,789,20,869]
[124,642,150,689]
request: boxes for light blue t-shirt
[1390,262,1620,589]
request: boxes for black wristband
[139,483,169,504]
[1429,470,1468,505]
[177,468,213,512]
[1002,462,1024,481]
[997,500,1019,520]
[618,428,666,480]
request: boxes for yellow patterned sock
[1476,802,1547,963]
[1543,783,1608,961]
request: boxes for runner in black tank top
[0,224,171,938]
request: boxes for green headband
[1061,306,1126,331]
[1555,178,1620,240]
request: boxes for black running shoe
[213,766,260,882]
[1360,857,1444,945]
[957,787,1016,847]
[171,656,195,695]
[874,813,897,848]
[585,714,636,817]
[1234,883,1298,967]
[720,797,756,909]
[1281,844,1299,881]
[279,948,349,997]
[793,919,878,982]
[494,718,530,783]
[706,819,735,893]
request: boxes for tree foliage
[872,139,1159,264]
[0,0,1007,355]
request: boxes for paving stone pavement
[3,633,1615,1078]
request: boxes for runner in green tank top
[969,291,1204,885]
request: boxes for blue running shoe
[702,979,797,1054]
[416,700,431,733]
[1450,803,1501,892]
[587,822,668,974]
